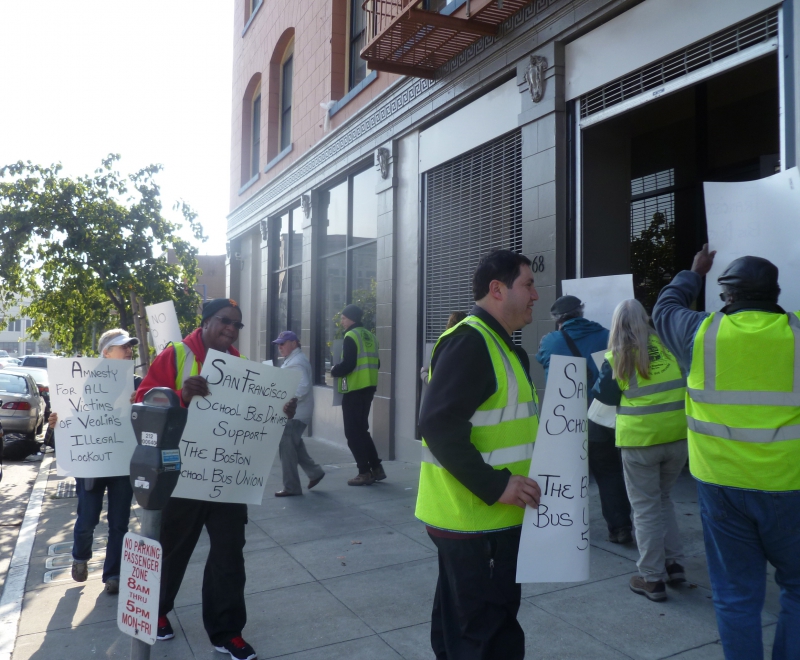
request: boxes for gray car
[0,371,45,439]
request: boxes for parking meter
[129,387,186,510]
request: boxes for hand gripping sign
[145,300,183,355]
[517,355,590,583]
[172,350,301,504]
[48,358,137,478]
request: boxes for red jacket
[135,328,241,406]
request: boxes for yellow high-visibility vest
[337,327,379,393]
[686,311,800,491]
[606,335,686,448]
[415,316,539,532]
[173,342,245,390]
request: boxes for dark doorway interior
[581,54,780,311]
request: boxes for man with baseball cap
[329,304,385,486]
[272,331,324,497]
[536,294,633,544]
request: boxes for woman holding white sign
[53,329,141,596]
[593,300,688,602]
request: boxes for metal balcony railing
[361,0,530,78]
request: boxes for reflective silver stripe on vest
[688,388,800,406]
[351,362,378,373]
[626,373,686,399]
[697,312,800,406]
[421,442,534,468]
[462,321,538,427]
[181,345,195,386]
[617,400,685,416]
[687,417,800,443]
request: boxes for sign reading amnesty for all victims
[48,358,138,478]
[173,349,301,504]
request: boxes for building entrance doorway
[580,54,780,311]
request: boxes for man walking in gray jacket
[272,331,325,497]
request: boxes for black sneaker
[630,575,667,602]
[371,465,387,481]
[214,636,257,660]
[157,616,174,641]
[666,562,687,584]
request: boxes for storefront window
[317,165,377,385]
[270,207,302,362]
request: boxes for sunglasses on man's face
[215,316,245,330]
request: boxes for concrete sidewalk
[6,438,781,659]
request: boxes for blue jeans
[73,476,133,582]
[696,480,800,659]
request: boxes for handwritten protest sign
[704,167,800,312]
[561,274,634,331]
[48,358,137,478]
[517,355,590,583]
[172,350,301,504]
[117,532,162,645]
[145,300,183,355]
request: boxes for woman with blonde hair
[593,299,688,602]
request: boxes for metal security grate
[425,130,523,344]
[580,9,779,119]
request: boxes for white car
[0,371,45,439]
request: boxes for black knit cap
[341,304,363,323]
[201,298,239,322]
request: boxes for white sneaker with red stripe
[214,636,257,660]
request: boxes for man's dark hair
[721,286,780,305]
[472,250,532,301]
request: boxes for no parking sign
[117,532,162,645]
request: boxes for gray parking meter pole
[128,388,186,660]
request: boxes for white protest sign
[331,339,344,407]
[561,274,634,331]
[704,167,800,313]
[48,358,137,478]
[517,355,590,583]
[145,300,183,355]
[117,532,162,645]
[173,350,301,504]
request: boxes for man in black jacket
[330,304,385,486]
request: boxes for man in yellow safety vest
[653,246,800,658]
[330,304,385,486]
[416,249,542,659]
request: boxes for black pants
[159,497,248,645]
[341,387,381,473]
[429,528,524,660]
[588,421,632,533]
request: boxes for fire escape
[360,0,530,78]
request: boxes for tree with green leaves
[0,155,206,355]
[630,210,676,313]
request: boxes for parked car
[20,354,56,369]
[0,371,45,439]
[0,357,21,367]
[0,350,9,358]
[3,366,51,421]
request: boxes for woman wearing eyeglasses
[135,298,292,660]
